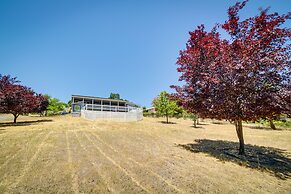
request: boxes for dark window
[73,104,81,112]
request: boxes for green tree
[44,95,67,115]
[173,105,184,119]
[109,93,120,100]
[153,91,179,123]
[188,113,199,128]
[67,100,72,107]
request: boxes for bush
[256,118,291,128]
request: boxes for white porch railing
[84,104,140,112]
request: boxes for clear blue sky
[1,0,290,107]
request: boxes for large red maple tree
[172,1,290,154]
[0,75,48,123]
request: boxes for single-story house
[71,95,142,121]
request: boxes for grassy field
[0,115,290,193]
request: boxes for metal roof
[72,94,128,103]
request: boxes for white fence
[80,104,143,121]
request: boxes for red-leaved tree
[172,1,290,154]
[0,75,48,123]
[34,94,49,116]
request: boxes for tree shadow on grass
[159,121,177,124]
[178,139,291,179]
[190,126,203,128]
[0,119,53,128]
[211,121,225,125]
[245,125,287,131]
[195,123,209,125]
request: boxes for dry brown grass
[0,114,290,193]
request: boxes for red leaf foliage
[172,1,290,122]
[0,75,48,120]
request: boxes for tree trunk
[166,115,169,123]
[269,119,277,130]
[193,119,197,128]
[196,116,200,125]
[235,120,245,155]
[13,114,19,123]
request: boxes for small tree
[188,113,199,128]
[0,75,46,123]
[45,95,67,115]
[172,1,290,154]
[153,91,179,123]
[109,93,121,100]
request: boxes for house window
[73,104,81,112]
